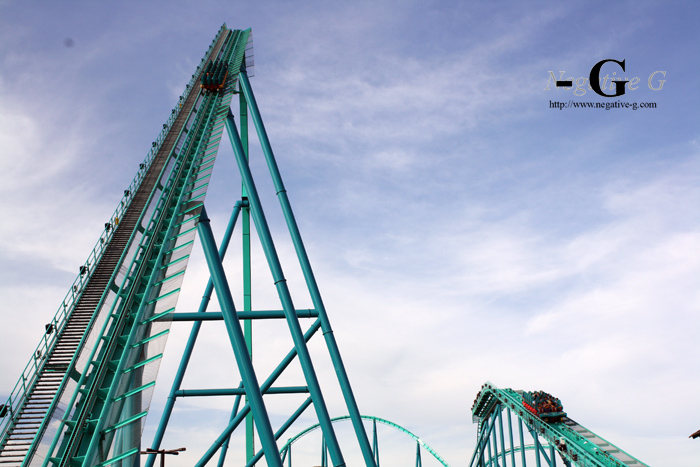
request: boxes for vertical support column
[533,427,542,467]
[498,408,506,467]
[238,70,376,467]
[550,444,557,467]
[507,409,516,467]
[372,419,379,467]
[225,112,346,466]
[491,415,500,467]
[469,415,496,467]
[518,418,527,467]
[240,79,255,465]
[486,429,494,467]
[197,206,282,467]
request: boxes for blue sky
[0,1,698,465]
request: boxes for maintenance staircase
[0,27,233,466]
[0,151,170,464]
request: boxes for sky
[0,1,698,465]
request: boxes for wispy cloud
[0,1,698,466]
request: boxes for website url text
[549,100,657,110]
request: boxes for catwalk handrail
[0,23,228,446]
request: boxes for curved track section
[280,415,451,466]
[470,382,650,467]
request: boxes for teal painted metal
[279,415,451,467]
[154,35,350,464]
[174,387,309,397]
[0,24,253,467]
[519,417,527,466]
[244,397,314,467]
[238,70,378,467]
[193,320,324,467]
[470,382,649,467]
[45,82,222,467]
[506,409,516,466]
[78,73,227,467]
[0,26,232,466]
[168,309,318,320]
[240,73,255,467]
[469,415,496,467]
[145,200,242,467]
[225,111,347,466]
[498,408,507,466]
[216,383,244,467]
[2,23,379,467]
[197,207,282,467]
[0,23,227,458]
[372,419,380,467]
[143,26,254,467]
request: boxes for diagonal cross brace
[237,71,377,467]
[145,200,244,467]
[197,206,283,467]
[225,111,347,467]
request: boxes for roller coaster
[0,25,652,467]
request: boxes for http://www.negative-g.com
[549,100,657,110]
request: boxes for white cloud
[1,2,699,466]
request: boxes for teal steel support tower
[0,25,376,467]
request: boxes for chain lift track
[0,25,248,467]
[0,26,228,464]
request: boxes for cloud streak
[0,1,698,465]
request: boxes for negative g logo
[546,59,666,97]
[589,59,627,97]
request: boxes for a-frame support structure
[144,46,377,467]
[0,25,376,467]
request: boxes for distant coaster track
[279,415,451,467]
[470,382,650,467]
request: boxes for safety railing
[0,24,229,448]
